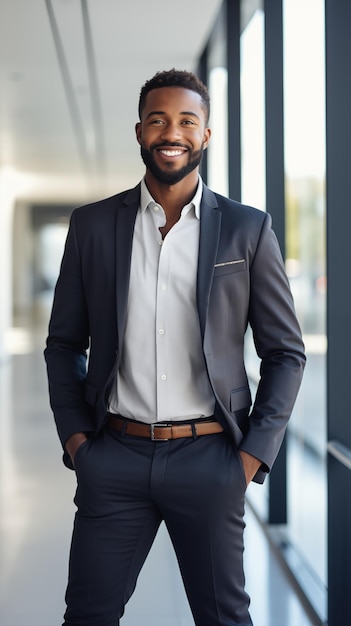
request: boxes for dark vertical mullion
[264,0,285,251]
[264,0,287,524]
[198,50,209,184]
[325,0,351,623]
[226,0,241,201]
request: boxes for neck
[144,170,199,217]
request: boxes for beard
[140,142,204,185]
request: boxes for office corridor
[0,318,316,626]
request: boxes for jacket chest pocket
[213,259,246,277]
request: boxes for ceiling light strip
[81,0,106,174]
[45,0,92,174]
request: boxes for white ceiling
[0,0,222,203]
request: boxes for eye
[181,119,196,125]
[150,118,164,125]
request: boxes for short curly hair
[138,69,210,124]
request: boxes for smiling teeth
[160,150,183,156]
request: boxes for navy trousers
[63,425,252,626]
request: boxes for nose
[160,121,182,142]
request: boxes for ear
[135,122,142,145]
[202,127,211,150]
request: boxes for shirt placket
[155,233,170,421]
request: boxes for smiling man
[45,69,305,626]
[138,85,209,187]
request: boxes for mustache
[151,141,188,150]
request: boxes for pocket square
[214,259,245,268]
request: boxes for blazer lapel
[115,184,140,354]
[197,185,221,340]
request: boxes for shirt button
[161,284,167,290]
[158,329,165,335]
[153,205,160,212]
[161,374,167,381]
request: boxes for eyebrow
[145,110,200,120]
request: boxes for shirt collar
[140,176,203,220]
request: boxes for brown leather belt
[107,415,224,441]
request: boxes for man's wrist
[65,432,88,463]
[239,450,261,485]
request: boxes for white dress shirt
[108,177,215,423]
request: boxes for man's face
[136,87,211,185]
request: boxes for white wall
[0,168,15,362]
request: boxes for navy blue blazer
[44,183,305,483]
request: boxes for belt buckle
[150,423,169,441]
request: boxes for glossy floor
[0,323,317,626]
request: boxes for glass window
[206,6,229,196]
[239,1,327,616]
[240,1,265,211]
[283,0,327,615]
[240,0,267,519]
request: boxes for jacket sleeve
[239,212,306,480]
[44,209,94,462]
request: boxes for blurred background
[1,1,350,625]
